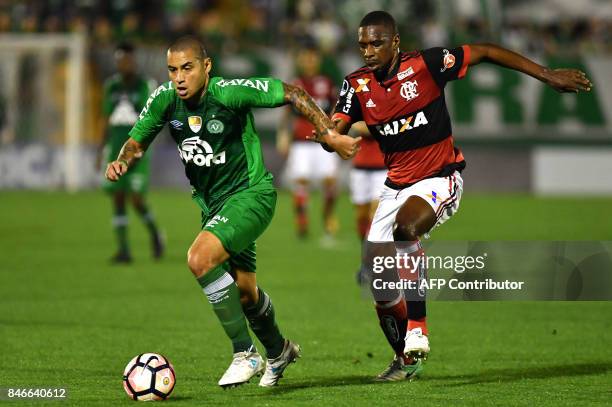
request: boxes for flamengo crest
[400,80,419,101]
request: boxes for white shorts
[285,141,339,181]
[368,171,464,242]
[349,168,387,205]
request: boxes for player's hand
[105,160,128,182]
[324,130,362,160]
[542,68,592,93]
[306,129,336,152]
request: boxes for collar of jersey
[376,51,408,87]
[182,87,210,111]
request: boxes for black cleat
[111,251,132,264]
[152,232,165,260]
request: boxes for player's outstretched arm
[468,43,592,93]
[105,138,145,182]
[282,82,360,159]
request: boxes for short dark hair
[115,41,135,54]
[168,35,208,60]
[359,10,398,34]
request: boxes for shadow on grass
[245,361,612,396]
[255,375,376,396]
[428,361,612,387]
[164,395,194,402]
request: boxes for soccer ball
[122,353,176,401]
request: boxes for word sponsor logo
[397,66,415,80]
[178,136,226,167]
[375,111,428,136]
[139,81,173,119]
[216,78,270,92]
[342,86,356,114]
[205,214,228,229]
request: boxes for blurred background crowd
[0,0,610,193]
[1,0,610,56]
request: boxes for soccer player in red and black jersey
[329,11,593,381]
[278,45,340,240]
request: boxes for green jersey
[102,74,156,194]
[103,74,155,149]
[129,77,285,213]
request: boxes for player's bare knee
[186,247,218,278]
[393,220,419,241]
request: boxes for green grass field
[1,190,611,406]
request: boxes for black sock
[243,288,285,359]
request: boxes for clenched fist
[105,160,128,181]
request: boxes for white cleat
[218,348,264,388]
[259,340,301,387]
[403,327,430,360]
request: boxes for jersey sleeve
[128,82,174,145]
[332,77,363,125]
[211,77,285,109]
[422,45,471,89]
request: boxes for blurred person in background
[277,42,339,242]
[349,122,386,242]
[348,122,387,283]
[99,42,164,264]
[332,10,593,382]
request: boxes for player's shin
[242,287,285,359]
[197,264,254,353]
[375,295,409,363]
[134,204,164,258]
[396,241,428,335]
[293,184,309,237]
[323,181,338,235]
[357,216,370,241]
[112,213,129,255]
[135,203,160,237]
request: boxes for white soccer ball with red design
[122,353,176,401]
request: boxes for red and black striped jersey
[333,46,470,185]
[353,136,386,170]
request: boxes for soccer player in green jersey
[105,36,360,387]
[100,42,164,264]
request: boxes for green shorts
[101,144,151,194]
[198,181,277,273]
